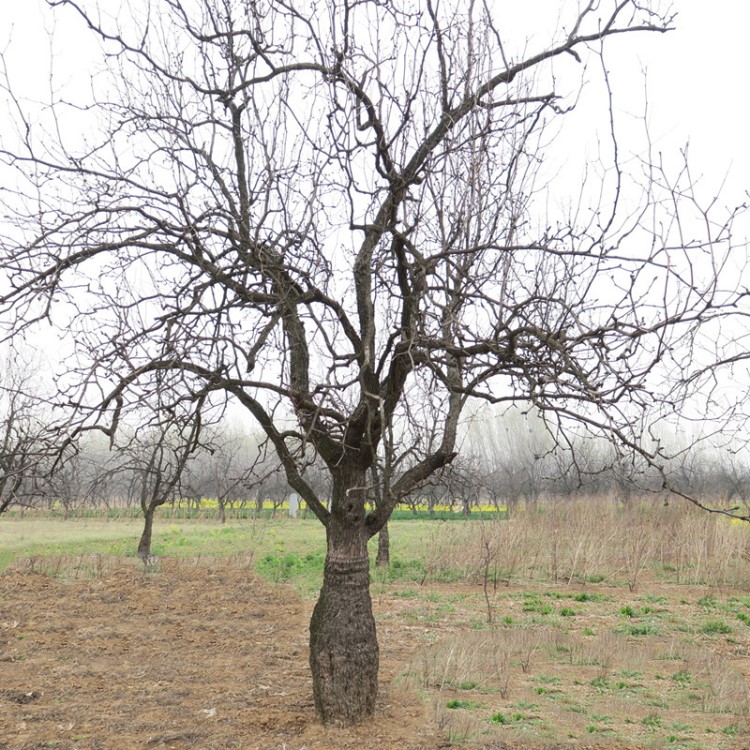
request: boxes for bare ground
[0,560,438,750]
[0,560,740,750]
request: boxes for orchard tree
[182,425,262,521]
[0,348,52,515]
[465,404,554,511]
[0,0,745,726]
[125,394,209,560]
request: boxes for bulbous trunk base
[309,555,379,726]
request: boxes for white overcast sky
[634,0,750,203]
[3,0,748,205]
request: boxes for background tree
[182,424,270,521]
[0,348,52,515]
[466,405,554,513]
[114,387,210,560]
[0,0,745,726]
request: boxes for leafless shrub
[478,523,499,623]
[615,507,658,592]
[559,631,647,681]
[420,523,477,584]
[407,628,557,699]
[432,701,487,744]
[682,647,750,716]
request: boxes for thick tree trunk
[309,468,379,726]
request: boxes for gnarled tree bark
[309,468,379,723]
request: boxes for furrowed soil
[1,558,748,750]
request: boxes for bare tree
[0,348,51,515]
[466,404,554,512]
[41,439,93,515]
[0,0,744,726]
[182,425,256,522]
[117,392,209,560]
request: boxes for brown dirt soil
[0,560,438,750]
[0,561,681,750]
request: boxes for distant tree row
[3,357,748,519]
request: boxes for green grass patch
[573,592,608,603]
[256,551,325,583]
[697,595,717,608]
[671,671,692,685]
[446,699,483,709]
[522,597,553,615]
[700,619,732,635]
[622,622,660,636]
[586,573,606,583]
[590,676,609,692]
[489,711,537,725]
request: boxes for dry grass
[384,498,750,747]
[408,628,558,697]
[14,551,257,580]
[420,497,750,591]
[5,498,750,749]
[400,605,750,749]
